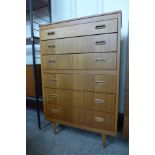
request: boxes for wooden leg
[52,122,57,134]
[102,134,106,147]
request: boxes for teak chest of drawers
[40,11,121,146]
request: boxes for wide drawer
[44,88,115,113]
[40,19,117,40]
[44,104,115,131]
[43,73,116,93]
[42,52,116,70]
[41,33,117,54]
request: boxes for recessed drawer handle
[50,94,57,97]
[48,45,56,48]
[49,78,57,81]
[95,81,105,85]
[95,25,106,29]
[96,41,106,45]
[48,59,56,63]
[95,117,104,122]
[47,32,55,35]
[51,109,59,113]
[95,58,106,62]
[95,99,105,104]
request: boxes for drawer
[44,104,115,131]
[84,74,116,93]
[41,33,117,54]
[69,108,115,131]
[42,52,116,70]
[40,19,117,40]
[43,74,116,93]
[44,88,69,106]
[44,104,69,121]
[84,110,115,131]
[83,92,115,113]
[44,88,115,113]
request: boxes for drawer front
[42,52,116,70]
[83,92,115,113]
[44,104,69,121]
[44,88,69,106]
[84,110,115,131]
[41,33,117,54]
[44,88,115,113]
[43,74,116,93]
[84,74,116,93]
[45,104,115,131]
[41,19,117,40]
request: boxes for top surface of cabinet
[40,11,122,30]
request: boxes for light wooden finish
[114,13,121,133]
[45,104,69,122]
[85,74,116,93]
[40,11,121,31]
[69,108,115,131]
[41,33,117,55]
[45,104,115,131]
[26,65,35,97]
[47,117,116,136]
[26,64,42,97]
[83,91,115,113]
[40,11,121,141]
[102,134,106,147]
[41,19,117,40]
[44,88,115,113]
[42,52,116,70]
[43,73,116,93]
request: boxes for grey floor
[26,108,129,155]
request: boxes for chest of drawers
[40,11,121,146]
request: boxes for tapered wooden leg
[102,134,106,147]
[52,122,57,134]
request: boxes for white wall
[75,0,104,17]
[51,0,128,113]
[52,0,104,22]
[52,0,73,21]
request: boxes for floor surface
[26,108,129,155]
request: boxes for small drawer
[44,88,68,106]
[83,92,115,113]
[44,89,57,104]
[84,74,116,93]
[84,110,115,131]
[40,19,117,40]
[44,104,69,121]
[41,33,117,55]
[42,52,116,70]
[43,73,57,88]
[43,74,77,90]
[69,108,115,131]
